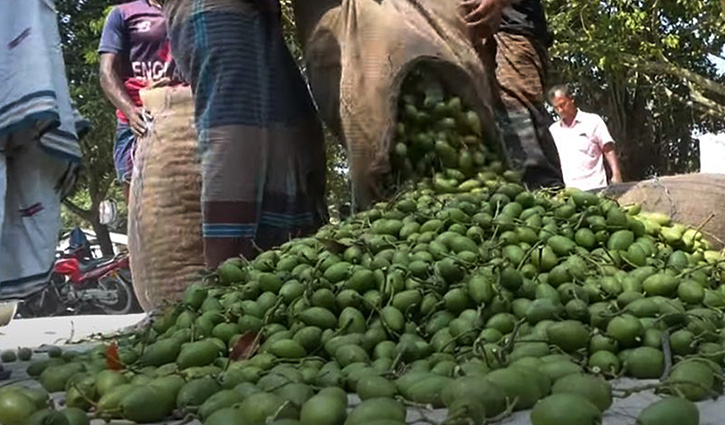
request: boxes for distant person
[548,84,623,190]
[98,0,178,202]
[461,0,564,189]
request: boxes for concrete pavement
[0,313,146,351]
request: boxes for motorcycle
[17,249,140,318]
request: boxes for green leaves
[543,0,725,181]
[54,0,122,236]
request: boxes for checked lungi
[163,0,328,267]
[479,32,564,189]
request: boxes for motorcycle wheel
[16,278,66,318]
[95,276,137,315]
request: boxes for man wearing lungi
[462,0,564,189]
[161,0,328,267]
[0,0,84,302]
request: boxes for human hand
[151,77,172,88]
[126,107,147,139]
[460,0,507,39]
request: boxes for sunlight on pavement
[0,313,146,351]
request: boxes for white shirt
[549,110,615,191]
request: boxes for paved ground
[0,314,146,351]
[1,315,724,424]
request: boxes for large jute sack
[600,173,725,249]
[295,0,503,208]
[128,86,204,312]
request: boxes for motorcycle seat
[79,257,115,273]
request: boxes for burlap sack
[128,86,204,312]
[600,174,725,249]
[295,0,503,209]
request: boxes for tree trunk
[91,217,115,257]
[62,198,115,257]
[599,73,655,182]
[88,196,115,257]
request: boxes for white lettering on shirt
[131,61,170,81]
[135,20,152,33]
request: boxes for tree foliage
[56,0,724,241]
[544,0,725,180]
[55,0,121,254]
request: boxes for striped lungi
[0,0,83,299]
[164,0,328,267]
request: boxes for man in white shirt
[548,85,623,190]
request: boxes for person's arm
[98,7,146,138]
[592,115,622,184]
[99,54,145,138]
[603,143,622,183]
[460,0,515,39]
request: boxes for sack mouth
[370,57,509,188]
